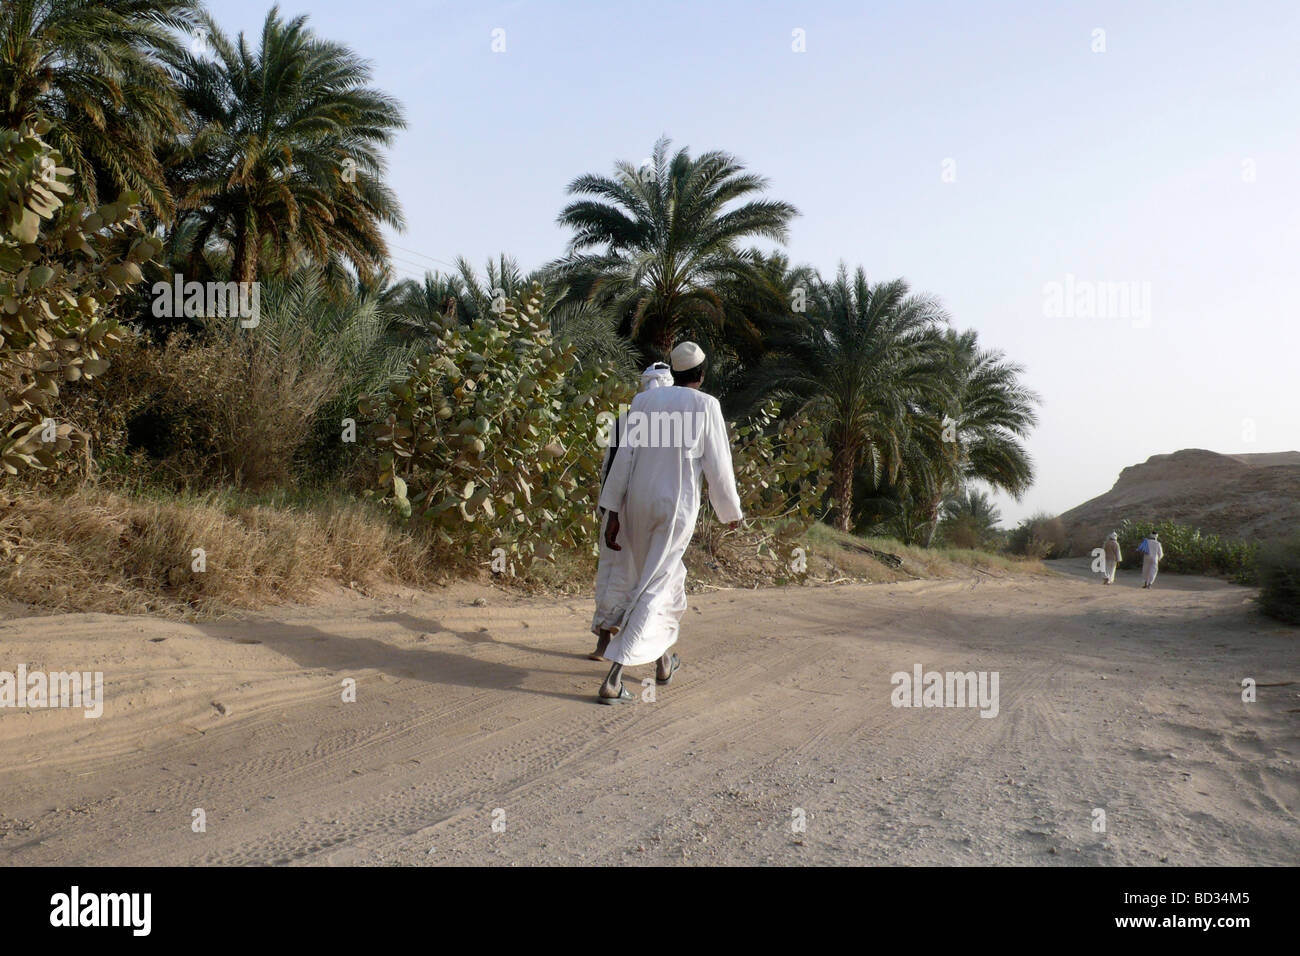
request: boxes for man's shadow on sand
[192,610,598,704]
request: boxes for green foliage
[117,268,411,490]
[551,136,798,358]
[720,401,832,568]
[546,297,641,380]
[164,8,405,284]
[1256,537,1300,625]
[730,265,951,532]
[382,254,527,333]
[364,281,636,570]
[122,326,336,490]
[38,324,162,485]
[899,328,1038,546]
[937,487,1003,550]
[1007,511,1066,559]
[935,329,1038,498]
[0,119,159,478]
[244,269,422,476]
[0,0,197,219]
[1116,519,1257,583]
[381,254,641,379]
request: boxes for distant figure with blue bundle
[1138,532,1164,588]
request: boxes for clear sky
[209,0,1300,526]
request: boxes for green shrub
[731,402,830,531]
[39,325,164,485]
[1257,537,1300,625]
[696,400,832,577]
[363,281,636,572]
[1007,511,1066,558]
[37,323,329,492]
[1116,518,1258,583]
[936,488,1003,550]
[146,326,340,490]
[0,118,159,479]
[66,269,419,491]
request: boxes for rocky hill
[1058,449,1300,555]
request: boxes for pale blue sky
[210,0,1300,526]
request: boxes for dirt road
[1,561,1296,865]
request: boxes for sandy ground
[0,560,1296,866]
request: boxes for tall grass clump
[0,485,435,617]
[54,269,419,491]
[1007,511,1066,559]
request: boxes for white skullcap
[670,341,706,371]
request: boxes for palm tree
[258,267,421,474]
[379,270,464,338]
[451,253,528,321]
[911,328,1038,545]
[0,0,198,219]
[382,254,532,334]
[164,6,405,285]
[704,251,818,414]
[551,136,798,361]
[383,254,641,379]
[736,265,952,531]
[937,487,1003,549]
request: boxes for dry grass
[0,485,438,618]
[0,486,1047,622]
[804,523,1047,583]
[146,329,340,490]
[679,521,1047,593]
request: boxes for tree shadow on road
[191,613,598,704]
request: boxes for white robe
[597,386,743,666]
[1103,539,1120,582]
[1142,538,1164,585]
[591,364,673,636]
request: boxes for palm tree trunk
[832,445,858,532]
[921,495,942,547]
[231,213,257,285]
[653,318,674,363]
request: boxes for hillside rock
[1057,449,1300,556]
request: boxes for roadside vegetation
[1,1,1045,617]
[1114,519,1258,584]
[1256,537,1300,625]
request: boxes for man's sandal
[656,654,680,686]
[597,683,635,705]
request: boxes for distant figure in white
[595,342,743,703]
[1138,531,1164,588]
[1102,531,1121,584]
[589,361,674,661]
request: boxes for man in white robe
[1141,532,1164,588]
[589,362,674,660]
[1102,531,1121,584]
[594,342,743,703]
